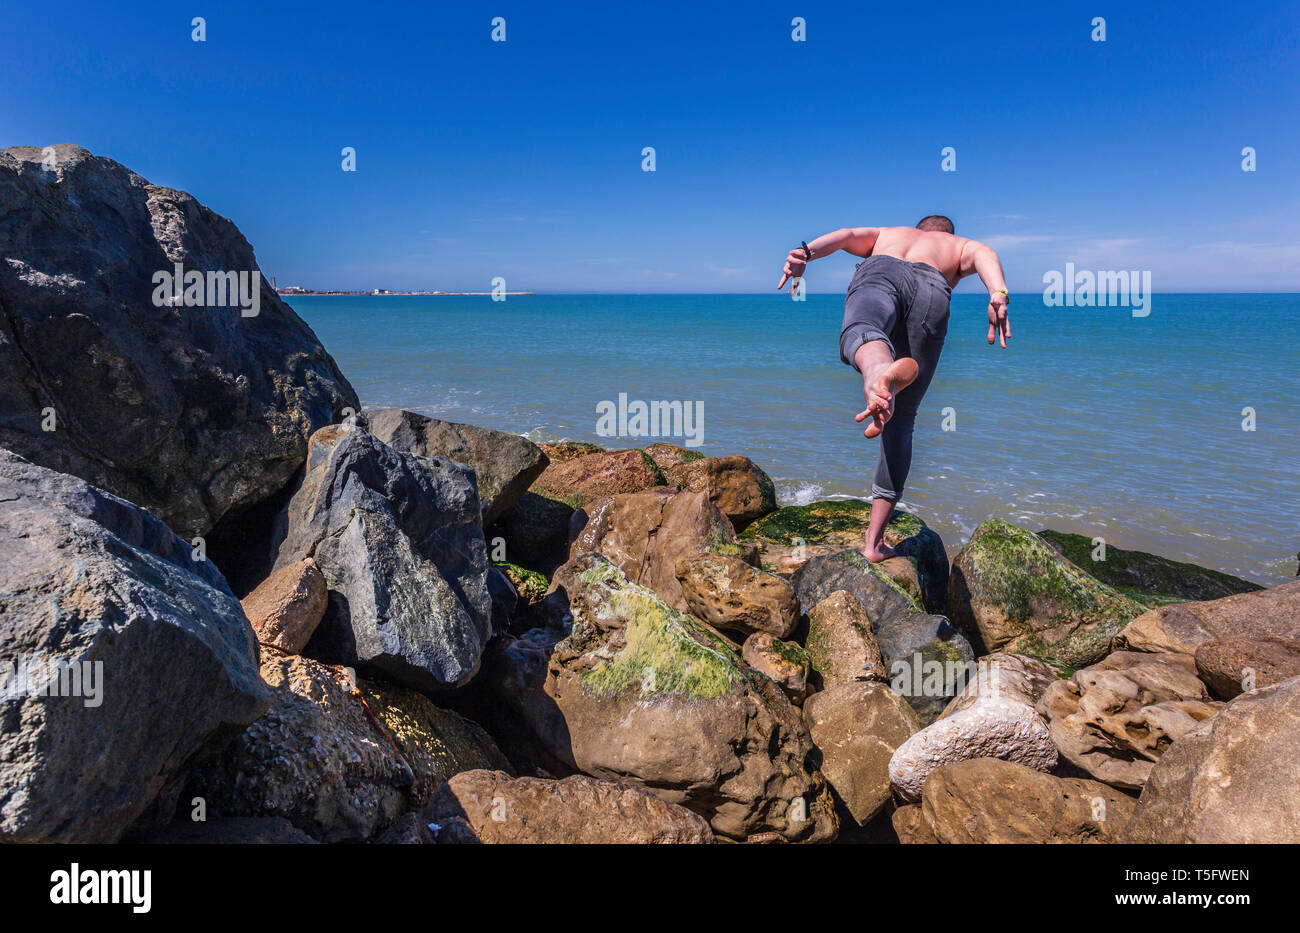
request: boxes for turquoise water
[289,293,1300,585]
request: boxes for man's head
[916,215,955,235]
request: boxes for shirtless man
[776,215,1010,561]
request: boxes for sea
[287,293,1300,585]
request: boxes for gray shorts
[840,255,952,370]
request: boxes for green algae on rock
[571,558,747,701]
[1037,530,1263,607]
[741,499,949,613]
[949,519,1145,672]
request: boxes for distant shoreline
[279,290,536,297]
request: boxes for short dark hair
[916,215,955,234]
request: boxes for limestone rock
[676,552,799,638]
[424,770,715,844]
[556,487,751,614]
[658,452,777,531]
[888,697,1058,802]
[793,551,974,723]
[240,558,327,653]
[805,590,888,688]
[1123,675,1300,843]
[530,448,664,509]
[497,554,839,842]
[742,632,810,704]
[1112,580,1300,656]
[920,758,1135,844]
[1195,635,1300,699]
[804,682,920,827]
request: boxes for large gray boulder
[269,423,493,691]
[791,550,975,723]
[0,449,270,842]
[367,409,547,526]
[0,145,358,538]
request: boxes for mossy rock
[1037,530,1263,607]
[950,520,1146,673]
[741,499,948,613]
[569,558,750,701]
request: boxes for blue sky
[2,1,1298,293]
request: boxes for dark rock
[367,409,547,526]
[1038,530,1263,606]
[485,491,575,577]
[0,145,357,538]
[140,816,318,844]
[0,448,270,842]
[792,550,974,723]
[270,423,492,691]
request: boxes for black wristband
[800,241,812,261]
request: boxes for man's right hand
[777,249,808,290]
[987,291,1011,348]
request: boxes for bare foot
[855,357,919,438]
[860,541,896,562]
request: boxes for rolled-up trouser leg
[868,262,951,501]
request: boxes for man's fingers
[777,272,789,290]
[987,322,996,344]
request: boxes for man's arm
[777,227,881,290]
[959,239,1011,348]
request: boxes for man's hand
[987,291,1011,348]
[777,248,808,290]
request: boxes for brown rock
[676,552,799,638]
[891,804,939,844]
[1122,675,1300,843]
[1036,651,1222,790]
[185,648,508,842]
[921,758,1136,844]
[1194,635,1300,699]
[530,448,664,509]
[804,682,921,827]
[558,487,748,612]
[1113,579,1300,655]
[743,632,810,703]
[424,770,715,844]
[661,454,777,531]
[501,554,839,843]
[240,558,327,653]
[806,590,888,688]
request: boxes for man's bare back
[868,227,970,286]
